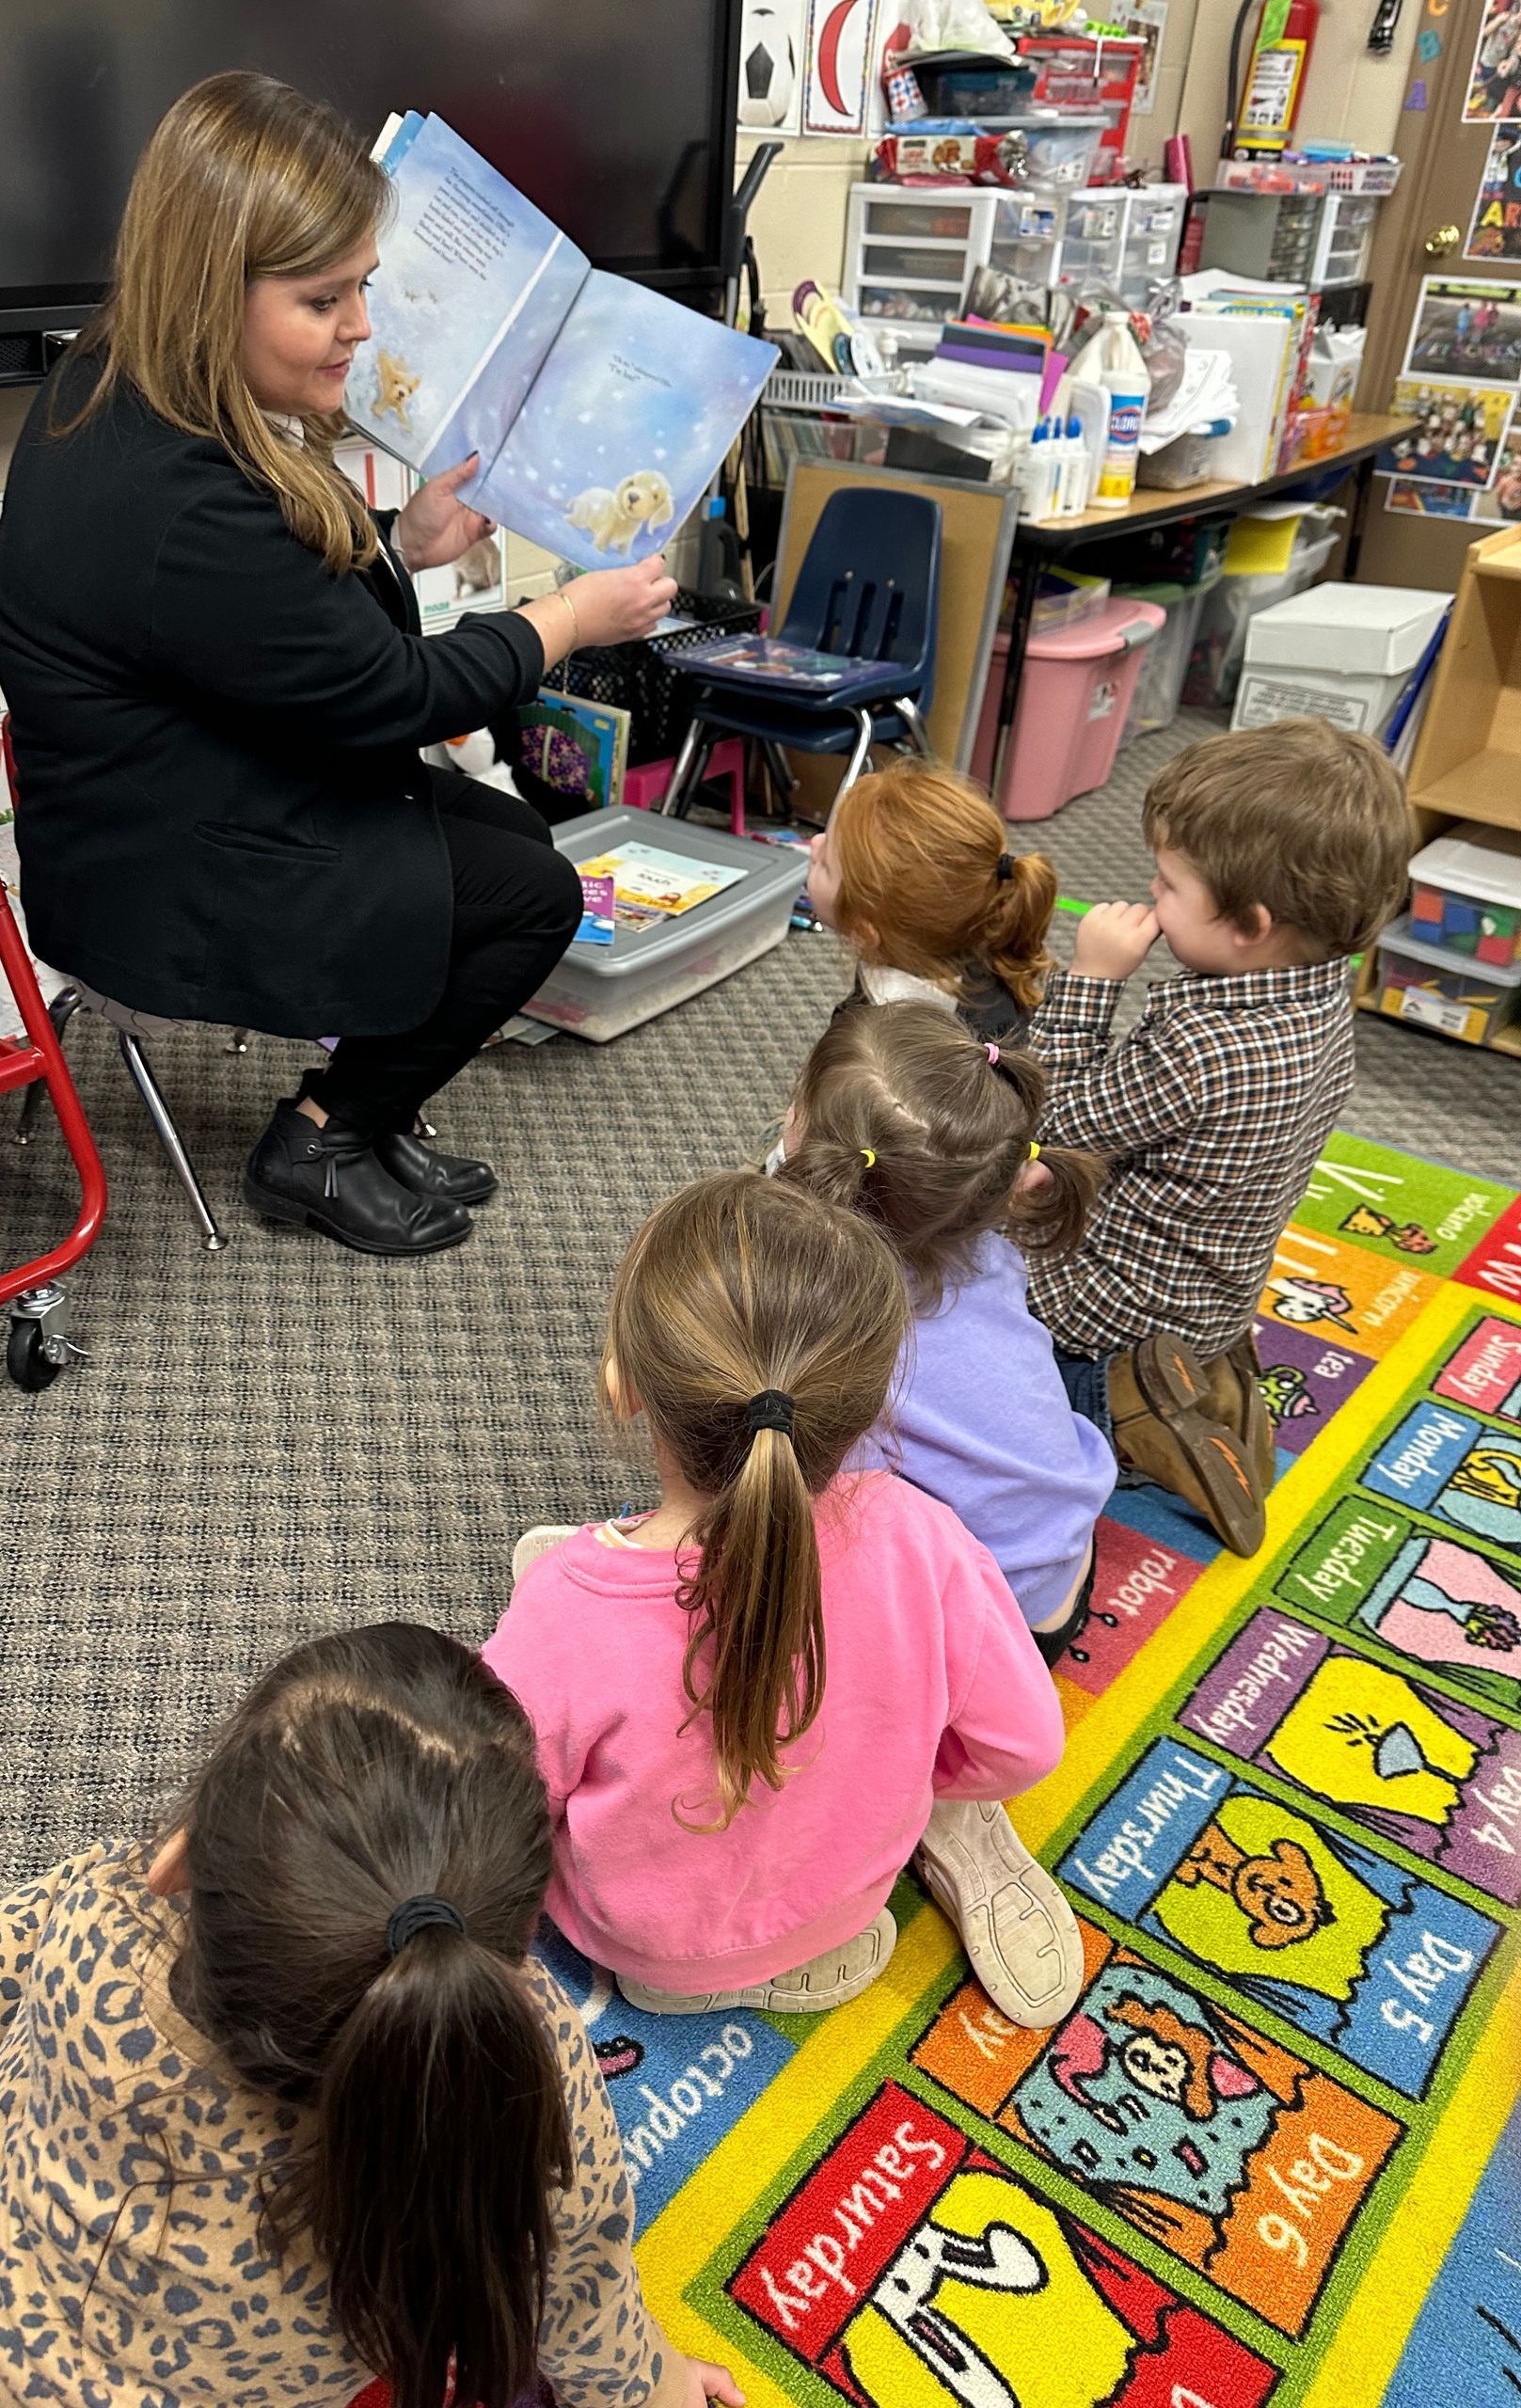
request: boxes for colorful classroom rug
[541,1131,1521,2408]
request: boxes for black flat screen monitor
[0,0,741,331]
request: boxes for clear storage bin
[859,241,973,283]
[525,811,805,1042]
[1116,571,1222,741]
[1182,523,1341,709]
[760,414,889,483]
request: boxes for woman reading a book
[0,71,675,1259]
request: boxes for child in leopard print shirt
[0,1624,740,2408]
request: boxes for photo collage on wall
[1465,1,1521,265]
[1382,279,1521,523]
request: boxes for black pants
[319,770,582,1138]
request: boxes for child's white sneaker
[616,1908,896,2016]
[511,1524,578,1583]
[915,1798,1083,2029]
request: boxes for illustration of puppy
[452,532,501,600]
[373,351,420,433]
[1175,1826,1336,1951]
[564,469,675,555]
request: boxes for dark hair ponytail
[169,1624,572,2408]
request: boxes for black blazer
[0,357,544,1036]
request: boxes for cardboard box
[1232,582,1450,736]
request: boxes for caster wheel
[7,1319,62,1391]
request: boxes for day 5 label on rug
[1360,1399,1521,1555]
[1179,1608,1521,1904]
[1294,1133,1513,1282]
[532,1924,795,2223]
[725,2079,1278,2407]
[1274,1495,1521,1713]
[1248,1315,1373,1459]
[910,1922,1402,2338]
[1057,1742,1501,2096]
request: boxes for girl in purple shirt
[778,1001,1116,1665]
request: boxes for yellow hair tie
[861,1148,877,1169]
[1027,1143,1041,1162]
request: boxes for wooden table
[995,411,1416,746]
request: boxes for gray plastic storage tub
[523,808,806,1042]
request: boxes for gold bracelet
[556,586,580,649]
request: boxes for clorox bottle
[1081,310,1151,511]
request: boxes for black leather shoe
[374,1128,499,1207]
[243,1103,471,1257]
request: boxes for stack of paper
[1137,348,1238,454]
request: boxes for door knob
[1424,223,1462,256]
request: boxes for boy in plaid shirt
[1028,720,1410,1557]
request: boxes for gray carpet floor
[3,708,1517,1886]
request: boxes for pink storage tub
[978,598,1165,820]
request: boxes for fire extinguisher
[1236,0,1320,154]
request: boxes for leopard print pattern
[0,1846,675,2407]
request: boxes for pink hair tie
[986,1043,1000,1066]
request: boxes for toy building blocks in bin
[1374,919,1521,1050]
[1408,823,1521,970]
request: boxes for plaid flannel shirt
[1027,958,1355,1360]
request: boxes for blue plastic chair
[663,486,942,823]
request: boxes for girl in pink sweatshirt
[484,1169,1079,2030]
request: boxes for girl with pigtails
[778,1001,1116,1667]
[489,1170,1079,2036]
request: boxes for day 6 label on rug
[1275,1495,1521,1714]
[1360,1399,1521,1556]
[1179,1608,1521,1904]
[911,1921,1402,2338]
[1057,1741,1501,2096]
[725,2079,1277,2407]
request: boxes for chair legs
[828,710,877,822]
[117,1030,229,1252]
[15,987,82,1145]
[896,695,935,759]
[660,717,709,817]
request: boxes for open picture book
[345,113,776,575]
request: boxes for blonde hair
[781,1001,1101,1309]
[829,759,1057,1012]
[1142,719,1412,958]
[58,71,388,575]
[604,1170,909,1826]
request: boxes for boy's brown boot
[1108,1334,1267,1557]
[1203,1331,1277,1496]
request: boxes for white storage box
[1231,584,1450,737]
[524,809,804,1042]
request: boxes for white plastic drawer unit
[846,185,1000,333]
[1310,193,1381,288]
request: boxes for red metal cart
[1,722,106,1388]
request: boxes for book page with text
[346,114,587,487]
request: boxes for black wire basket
[559,587,763,765]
